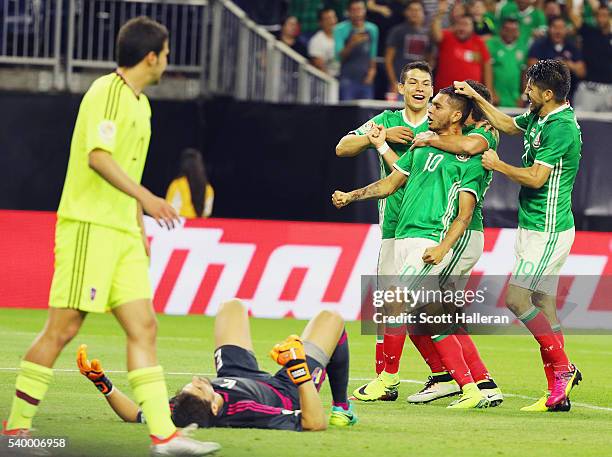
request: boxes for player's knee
[218,299,247,316]
[127,314,158,343]
[42,322,80,349]
[316,309,344,330]
[505,286,527,314]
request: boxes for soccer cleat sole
[407,390,460,404]
[550,398,571,412]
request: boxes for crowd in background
[236,0,611,111]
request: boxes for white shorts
[509,227,575,296]
[439,230,484,291]
[377,238,396,276]
[395,238,453,287]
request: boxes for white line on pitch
[1,368,611,413]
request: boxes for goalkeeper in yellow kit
[77,299,356,431]
[2,16,218,456]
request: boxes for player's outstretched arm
[411,131,489,156]
[423,191,475,265]
[76,344,140,423]
[482,149,552,189]
[332,170,407,208]
[88,149,180,229]
[454,81,521,135]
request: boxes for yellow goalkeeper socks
[6,360,53,430]
[128,366,176,440]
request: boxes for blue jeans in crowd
[339,78,374,101]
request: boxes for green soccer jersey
[499,3,547,45]
[487,37,528,107]
[393,146,488,242]
[352,109,429,239]
[57,73,152,234]
[512,104,582,233]
[462,125,498,232]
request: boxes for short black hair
[547,14,565,27]
[399,60,433,85]
[317,7,335,21]
[405,0,424,9]
[526,59,571,102]
[348,0,366,8]
[439,86,474,124]
[170,392,215,428]
[116,16,168,68]
[465,79,491,121]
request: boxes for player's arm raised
[454,81,521,135]
[411,131,489,156]
[89,149,179,229]
[423,191,476,265]
[482,149,552,189]
[76,344,140,423]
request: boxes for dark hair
[317,7,335,21]
[170,393,215,428]
[116,16,168,68]
[547,14,565,27]
[399,60,433,85]
[405,0,424,10]
[501,16,520,26]
[178,148,209,217]
[439,86,474,124]
[465,79,491,121]
[526,59,571,102]
[348,0,366,8]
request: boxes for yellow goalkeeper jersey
[57,72,151,233]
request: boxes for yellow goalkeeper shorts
[49,218,152,313]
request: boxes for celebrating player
[404,80,503,406]
[333,87,491,409]
[77,299,356,431]
[336,61,432,386]
[2,17,219,456]
[454,59,582,411]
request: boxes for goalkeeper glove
[77,344,114,396]
[270,335,311,386]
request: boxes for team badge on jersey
[456,154,469,162]
[358,120,375,134]
[98,120,117,143]
[533,132,541,148]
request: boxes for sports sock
[432,335,474,387]
[552,324,564,347]
[128,366,176,440]
[328,329,350,408]
[518,307,570,372]
[383,324,406,375]
[409,332,445,373]
[375,335,385,375]
[6,360,53,430]
[455,330,490,382]
[542,324,565,391]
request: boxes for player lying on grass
[332,87,491,409]
[77,299,356,431]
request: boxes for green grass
[1,308,611,457]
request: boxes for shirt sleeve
[334,23,349,59]
[459,158,487,202]
[83,84,120,155]
[512,110,532,132]
[467,126,498,151]
[308,34,322,58]
[350,112,386,135]
[392,150,413,175]
[533,120,571,168]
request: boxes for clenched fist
[332,190,353,208]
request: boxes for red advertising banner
[1,210,612,327]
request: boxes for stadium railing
[0,0,63,86]
[208,0,338,104]
[0,0,338,103]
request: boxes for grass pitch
[1,308,611,457]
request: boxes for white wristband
[376,142,390,155]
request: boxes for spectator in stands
[166,149,214,219]
[487,17,529,106]
[384,1,433,98]
[499,0,547,44]
[543,0,563,21]
[308,8,340,76]
[449,1,468,24]
[327,0,350,20]
[527,15,586,100]
[334,0,379,99]
[469,0,496,38]
[288,0,324,39]
[277,16,309,57]
[364,0,405,55]
[571,4,612,111]
[432,10,495,99]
